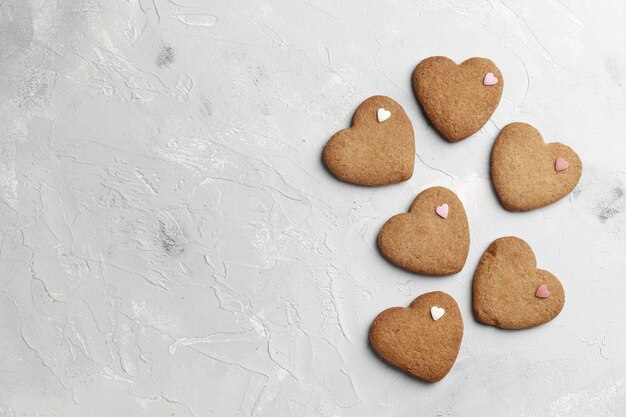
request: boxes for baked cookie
[378,187,470,275]
[322,96,415,186]
[473,236,565,329]
[412,56,503,142]
[491,122,582,211]
[370,291,463,382]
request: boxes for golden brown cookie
[412,56,503,142]
[473,236,565,329]
[369,291,463,382]
[322,96,415,186]
[378,187,470,275]
[491,122,582,211]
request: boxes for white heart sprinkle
[430,306,445,321]
[377,108,391,123]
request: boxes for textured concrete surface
[0,1,625,416]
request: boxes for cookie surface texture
[473,236,565,329]
[369,291,463,382]
[322,95,415,186]
[378,187,470,275]
[412,56,503,142]
[491,122,582,211]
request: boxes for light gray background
[0,0,624,416]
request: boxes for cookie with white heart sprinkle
[323,96,415,186]
[369,291,463,382]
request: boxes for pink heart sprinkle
[535,284,551,299]
[555,157,569,172]
[435,204,449,219]
[483,72,498,86]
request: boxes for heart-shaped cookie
[491,122,582,211]
[322,96,415,186]
[412,56,503,142]
[473,236,565,329]
[369,291,463,382]
[378,187,470,275]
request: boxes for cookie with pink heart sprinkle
[473,236,565,329]
[378,187,470,276]
[491,122,582,211]
[412,56,503,142]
